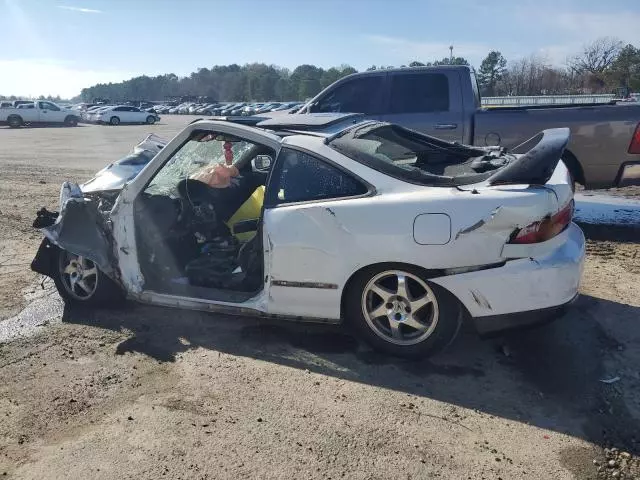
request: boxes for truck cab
[301,66,479,144]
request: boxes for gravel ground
[0,117,638,479]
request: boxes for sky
[1,0,639,98]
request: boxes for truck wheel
[64,115,78,127]
[344,264,462,358]
[7,115,23,128]
[53,249,124,306]
[561,152,584,192]
[146,115,156,125]
[109,116,120,126]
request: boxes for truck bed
[474,102,640,188]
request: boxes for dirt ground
[0,117,639,479]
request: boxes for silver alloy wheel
[146,115,155,124]
[58,251,99,300]
[110,116,120,125]
[361,270,439,346]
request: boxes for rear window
[389,73,449,113]
[328,123,500,187]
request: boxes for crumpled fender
[34,181,114,276]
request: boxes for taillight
[510,200,574,244]
[629,123,640,154]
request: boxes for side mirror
[252,155,272,172]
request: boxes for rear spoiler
[488,128,569,186]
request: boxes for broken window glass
[270,149,367,204]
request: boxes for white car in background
[93,105,159,125]
[31,114,584,358]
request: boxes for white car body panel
[431,223,584,318]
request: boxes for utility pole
[449,45,453,63]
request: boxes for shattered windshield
[145,135,254,197]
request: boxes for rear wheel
[64,115,78,127]
[109,116,120,126]
[146,115,156,125]
[344,265,462,358]
[53,249,123,306]
[7,115,23,128]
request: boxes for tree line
[78,64,357,103]
[477,38,640,97]
[57,37,640,102]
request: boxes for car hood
[80,133,167,193]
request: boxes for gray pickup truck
[296,65,640,188]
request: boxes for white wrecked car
[31,114,585,357]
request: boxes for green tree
[606,44,640,92]
[478,51,507,96]
[429,56,469,66]
[409,61,425,67]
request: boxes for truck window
[39,102,60,111]
[389,73,449,113]
[313,76,385,115]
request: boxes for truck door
[38,101,65,123]
[379,71,464,143]
[307,73,386,121]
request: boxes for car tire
[146,115,156,125]
[64,115,78,127]
[52,248,124,307]
[344,264,462,358]
[109,116,120,126]
[7,115,23,128]
[204,111,212,116]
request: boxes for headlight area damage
[30,133,167,293]
[31,183,119,281]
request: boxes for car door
[108,120,282,305]
[49,102,67,122]
[38,101,65,122]
[128,107,143,122]
[262,147,371,320]
[379,71,464,142]
[307,73,387,121]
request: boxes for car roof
[255,112,364,130]
[191,113,373,138]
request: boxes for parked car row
[151,101,304,116]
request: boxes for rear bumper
[430,223,585,330]
[472,292,578,336]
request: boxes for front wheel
[344,265,462,358]
[53,249,124,306]
[146,115,156,125]
[109,116,120,126]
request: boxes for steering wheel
[176,178,219,226]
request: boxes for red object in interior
[629,122,640,154]
[223,141,233,165]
